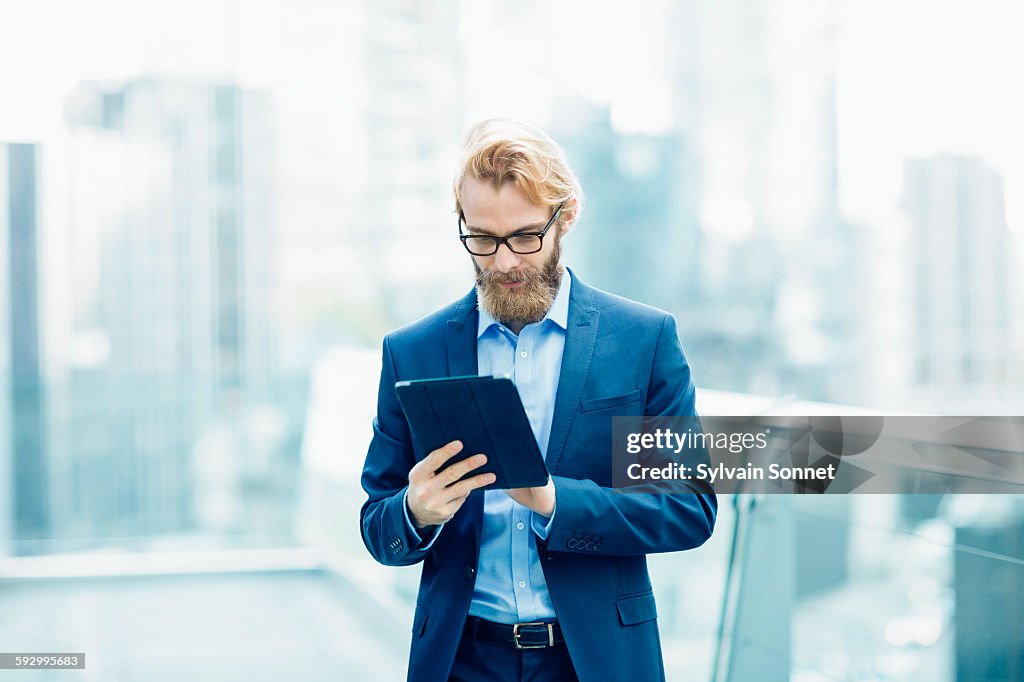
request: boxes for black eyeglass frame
[458,201,565,256]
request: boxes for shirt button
[520,351,528,358]
[518,581,526,588]
[517,522,525,530]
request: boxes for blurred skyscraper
[41,79,286,544]
[0,142,48,554]
[676,0,853,401]
[903,155,1018,395]
[555,0,852,401]
[360,0,468,325]
[551,101,698,315]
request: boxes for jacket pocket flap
[616,591,658,625]
[412,605,429,637]
[581,388,642,413]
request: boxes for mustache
[475,268,535,286]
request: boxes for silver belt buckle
[512,621,553,649]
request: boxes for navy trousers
[447,620,580,682]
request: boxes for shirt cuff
[531,501,556,541]
[403,488,444,549]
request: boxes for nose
[491,242,523,273]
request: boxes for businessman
[360,119,717,681]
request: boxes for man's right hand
[407,440,495,529]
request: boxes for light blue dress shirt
[404,270,571,624]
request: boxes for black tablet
[395,375,549,490]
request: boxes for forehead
[460,177,550,233]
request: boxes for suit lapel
[545,274,599,475]
[446,287,479,377]
[445,287,485,552]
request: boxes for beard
[474,231,564,328]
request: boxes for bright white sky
[1,0,1021,231]
[835,0,1024,229]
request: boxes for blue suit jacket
[360,272,717,682]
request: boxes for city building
[45,79,285,542]
[903,155,1017,395]
[0,142,48,554]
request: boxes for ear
[559,197,580,236]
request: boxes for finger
[427,440,464,472]
[437,453,488,488]
[442,494,470,518]
[443,472,497,502]
[410,440,463,484]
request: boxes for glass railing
[1,383,1021,681]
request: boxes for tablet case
[395,375,549,489]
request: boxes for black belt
[466,617,565,649]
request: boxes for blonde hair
[453,118,584,222]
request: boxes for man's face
[459,176,564,328]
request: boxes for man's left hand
[504,477,556,517]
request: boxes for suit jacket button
[594,543,602,552]
[584,542,594,551]
[567,538,577,549]
[467,566,476,578]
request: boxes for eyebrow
[462,221,548,237]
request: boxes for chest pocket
[581,388,642,413]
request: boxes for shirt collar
[477,268,572,338]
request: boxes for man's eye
[509,234,541,246]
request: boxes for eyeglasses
[458,202,564,256]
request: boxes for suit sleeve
[359,335,442,566]
[544,314,718,557]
